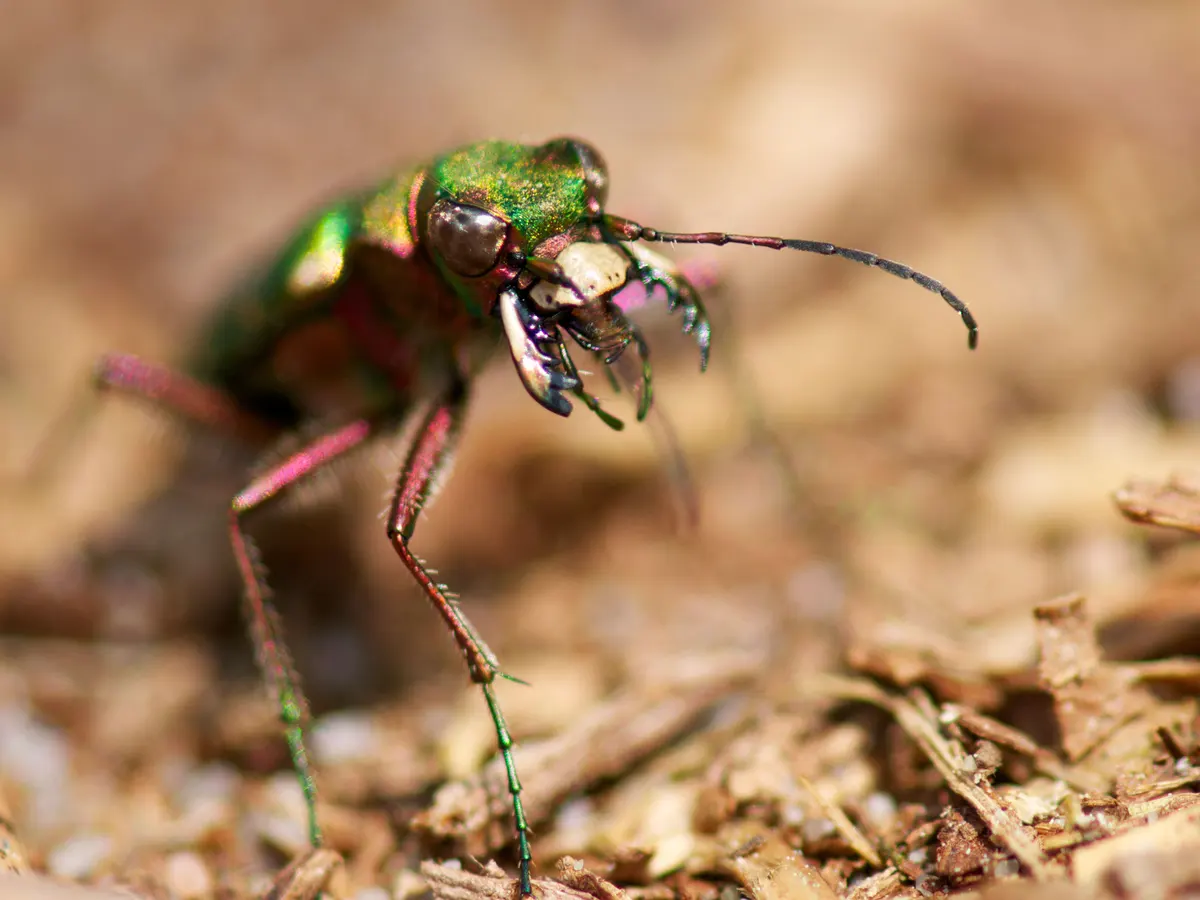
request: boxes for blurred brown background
[2,0,1200,889]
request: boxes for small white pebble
[441,858,463,871]
[0,705,71,831]
[352,887,392,900]
[265,772,309,820]
[175,762,241,809]
[649,833,695,878]
[47,833,114,880]
[863,792,897,828]
[250,812,308,857]
[555,796,593,829]
[312,710,379,765]
[165,851,213,899]
[993,857,1020,878]
[174,794,234,844]
[393,870,428,900]
[780,803,806,827]
[1176,757,1194,776]
[801,817,835,842]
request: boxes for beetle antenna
[601,215,978,350]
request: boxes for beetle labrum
[92,138,977,896]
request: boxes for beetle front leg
[229,419,374,850]
[385,382,534,898]
[621,243,713,371]
[592,229,712,371]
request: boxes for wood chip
[414,655,755,856]
[260,848,344,900]
[422,859,604,900]
[809,675,1051,881]
[716,821,838,900]
[1033,596,1151,762]
[0,875,136,900]
[1072,802,1200,890]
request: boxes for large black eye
[427,199,508,276]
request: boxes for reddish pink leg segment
[228,418,373,849]
[385,389,497,680]
[384,386,532,894]
[95,352,273,443]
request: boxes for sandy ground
[2,3,1200,898]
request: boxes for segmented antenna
[602,215,978,350]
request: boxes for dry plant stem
[1126,793,1200,820]
[416,654,756,849]
[1113,472,1200,535]
[0,877,133,900]
[943,705,1102,793]
[260,848,344,900]
[422,861,607,900]
[809,675,1052,881]
[1129,656,1200,688]
[717,821,837,900]
[1125,771,1200,797]
[792,772,882,868]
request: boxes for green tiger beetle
[92,138,977,896]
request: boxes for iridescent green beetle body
[187,140,661,433]
[92,137,976,897]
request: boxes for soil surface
[3,3,1200,899]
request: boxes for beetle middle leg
[229,418,374,849]
[384,380,533,897]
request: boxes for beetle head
[418,138,647,425]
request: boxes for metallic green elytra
[93,138,977,897]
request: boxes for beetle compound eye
[571,140,609,208]
[427,199,508,276]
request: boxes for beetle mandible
[92,138,977,897]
